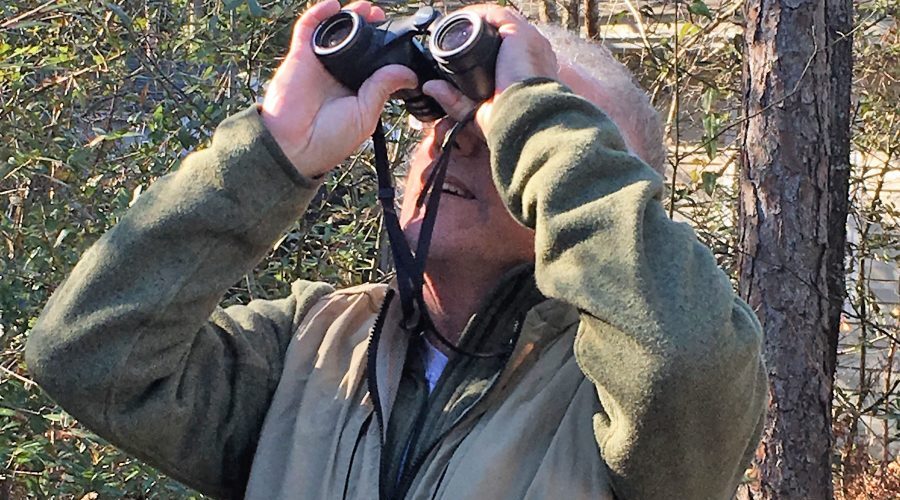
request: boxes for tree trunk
[560,0,579,32]
[583,0,597,39]
[738,0,852,498]
[537,0,558,24]
[824,0,853,377]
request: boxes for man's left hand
[423,5,557,136]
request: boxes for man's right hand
[261,0,417,179]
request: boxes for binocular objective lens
[437,18,475,53]
[318,18,355,49]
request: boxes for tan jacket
[26,80,767,500]
[245,281,617,499]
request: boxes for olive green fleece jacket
[25,79,767,500]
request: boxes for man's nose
[429,118,456,154]
[430,120,482,158]
[453,126,483,157]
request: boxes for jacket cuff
[486,78,575,136]
[486,78,629,228]
[224,105,323,190]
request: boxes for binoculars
[313,6,500,121]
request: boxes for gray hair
[537,24,667,174]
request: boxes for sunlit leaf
[104,2,132,28]
[688,0,713,20]
[223,0,244,11]
[701,171,719,195]
[247,0,265,17]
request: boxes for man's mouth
[440,176,475,199]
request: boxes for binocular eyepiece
[312,7,501,121]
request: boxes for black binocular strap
[372,114,506,359]
[372,124,419,325]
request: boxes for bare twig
[0,364,33,387]
[0,0,60,30]
[619,0,653,53]
[668,0,680,219]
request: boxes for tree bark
[738,0,852,498]
[537,0,558,24]
[824,0,853,378]
[561,0,579,32]
[583,0,597,39]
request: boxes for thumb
[475,100,495,138]
[358,64,418,122]
[422,80,478,123]
[288,0,341,60]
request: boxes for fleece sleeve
[487,79,768,500]
[25,106,334,499]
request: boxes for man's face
[399,119,535,269]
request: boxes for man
[25,1,767,499]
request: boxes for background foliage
[1,0,898,498]
[1,0,412,496]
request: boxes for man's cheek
[398,196,420,227]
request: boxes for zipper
[430,461,451,500]
[366,289,394,500]
[391,318,527,499]
[342,412,373,500]
[390,367,503,499]
[372,269,542,499]
[389,369,430,496]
